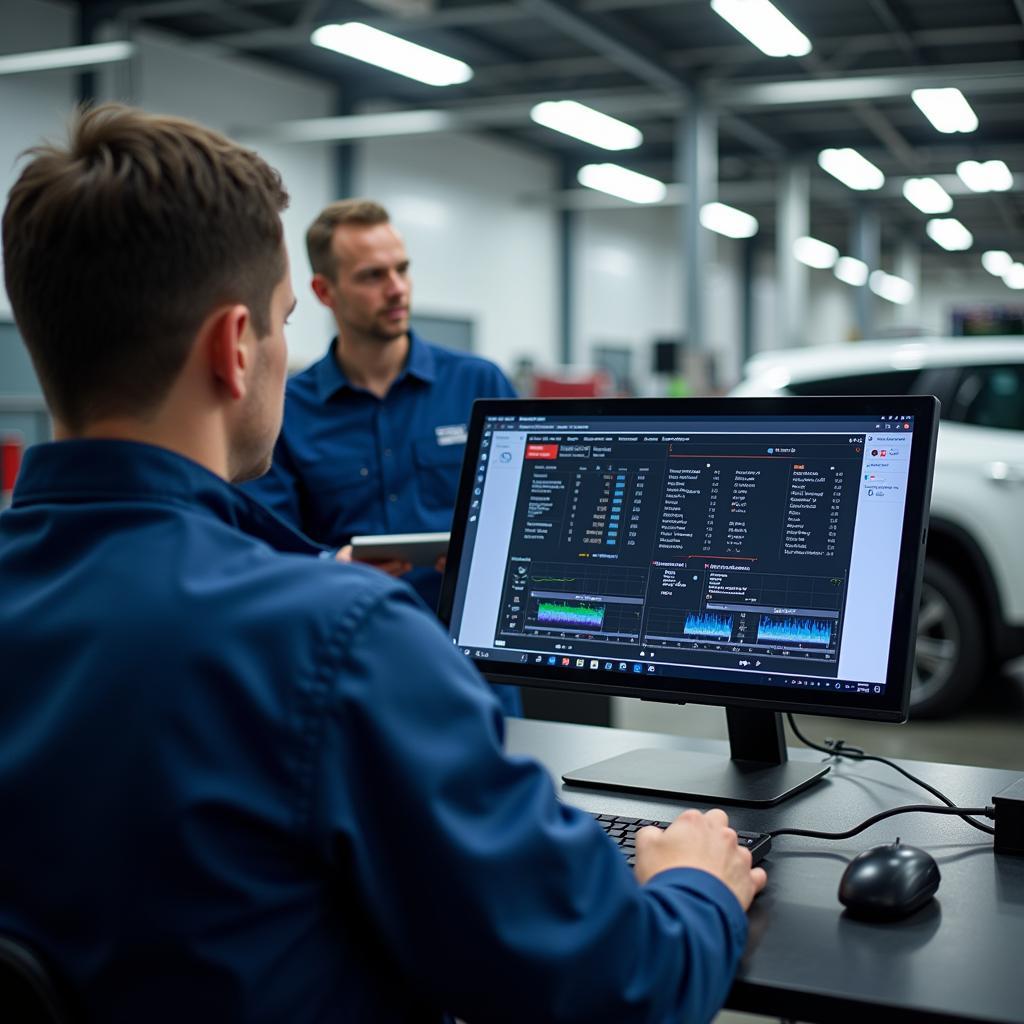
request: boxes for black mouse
[838,840,940,920]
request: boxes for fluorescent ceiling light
[0,41,134,76]
[870,270,915,305]
[793,236,838,269]
[1005,264,1024,290]
[311,22,472,86]
[699,201,759,238]
[926,218,973,252]
[911,88,978,134]
[577,163,666,204]
[530,100,642,151]
[902,177,953,215]
[710,0,811,57]
[817,148,885,191]
[982,250,1014,276]
[834,257,869,287]
[957,159,1014,193]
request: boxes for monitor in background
[439,397,939,807]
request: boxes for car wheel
[910,560,984,718]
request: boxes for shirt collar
[10,439,327,557]
[313,328,435,402]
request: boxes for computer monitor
[439,396,939,807]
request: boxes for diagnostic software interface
[447,410,917,700]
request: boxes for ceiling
[71,0,1024,258]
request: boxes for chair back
[0,934,74,1024]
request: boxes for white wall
[0,0,77,320]
[355,133,559,373]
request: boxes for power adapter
[993,779,1024,855]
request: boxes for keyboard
[591,812,771,867]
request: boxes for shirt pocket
[412,438,465,514]
[298,451,379,537]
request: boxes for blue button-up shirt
[243,330,520,713]
[0,440,746,1024]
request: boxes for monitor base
[562,748,830,807]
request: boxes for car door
[931,364,1024,626]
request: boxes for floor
[613,661,1024,1024]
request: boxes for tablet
[350,531,450,567]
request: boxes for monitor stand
[561,707,829,807]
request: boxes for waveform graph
[537,600,606,630]
[683,611,734,641]
[756,615,833,646]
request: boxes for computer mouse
[838,840,940,920]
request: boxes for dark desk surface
[507,717,1024,1024]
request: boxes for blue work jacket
[243,330,520,714]
[0,439,747,1024]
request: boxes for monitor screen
[439,397,939,804]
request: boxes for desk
[506,717,1024,1024]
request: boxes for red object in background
[532,371,613,398]
[2,434,23,503]
[525,443,559,460]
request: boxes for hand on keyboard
[634,808,768,910]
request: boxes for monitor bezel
[438,395,939,725]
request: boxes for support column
[742,234,758,363]
[777,162,810,348]
[333,89,355,199]
[678,98,717,352]
[851,204,880,339]
[559,158,576,366]
[895,239,922,329]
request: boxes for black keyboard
[591,813,771,867]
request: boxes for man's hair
[306,198,390,280]
[2,103,289,430]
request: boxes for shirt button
[389,493,398,502]
[383,448,392,457]
[360,467,369,477]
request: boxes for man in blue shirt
[242,198,520,714]
[0,104,765,1024]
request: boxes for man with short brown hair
[0,104,765,1024]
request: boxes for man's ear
[311,274,335,309]
[205,304,252,401]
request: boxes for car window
[950,365,1024,431]
[785,370,919,396]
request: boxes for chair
[0,934,75,1024]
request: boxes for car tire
[910,560,984,719]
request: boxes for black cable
[769,803,994,841]
[785,713,996,836]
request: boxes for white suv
[732,337,1024,717]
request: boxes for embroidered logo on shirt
[435,424,468,446]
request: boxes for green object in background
[666,375,691,398]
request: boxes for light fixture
[982,251,1014,276]
[793,236,839,269]
[710,0,811,57]
[911,88,978,134]
[1005,264,1024,290]
[817,148,885,191]
[834,257,869,287]
[0,40,135,76]
[311,23,472,86]
[699,201,759,238]
[902,177,953,215]
[577,164,667,204]
[870,270,915,305]
[926,218,973,252]
[957,159,1014,193]
[529,101,642,151]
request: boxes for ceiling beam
[715,62,1024,108]
[865,0,925,64]
[518,0,685,97]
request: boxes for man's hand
[634,808,767,911]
